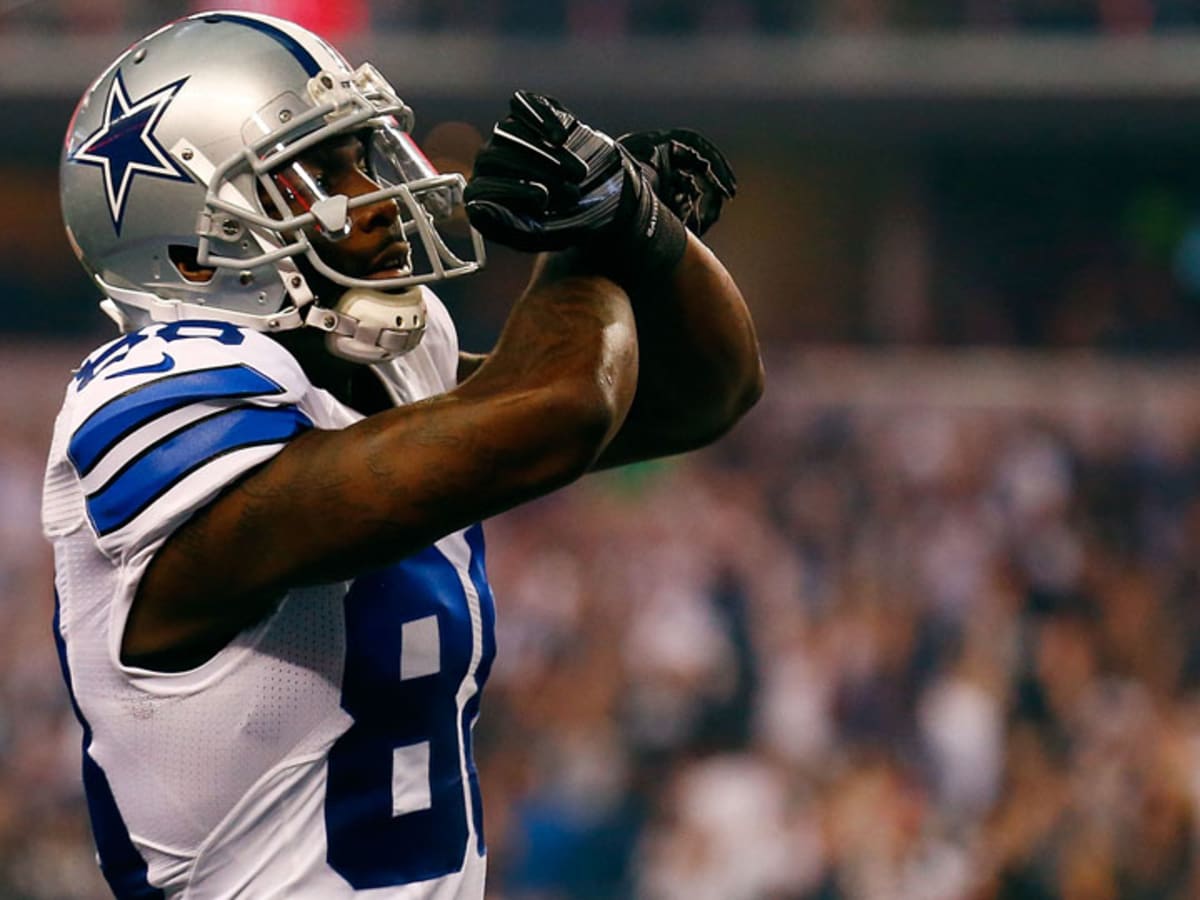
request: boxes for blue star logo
[70,72,192,235]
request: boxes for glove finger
[544,181,583,215]
[666,130,736,197]
[615,129,671,164]
[483,126,590,186]
[617,128,736,200]
[464,200,540,248]
[465,199,581,253]
[509,91,573,145]
[489,115,555,152]
[468,163,584,216]
[473,140,568,185]
[486,126,588,187]
[675,169,728,236]
[502,95,591,184]
[463,176,550,216]
[671,169,704,231]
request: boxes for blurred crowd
[475,353,1200,900]
[8,0,1200,36]
[5,346,1200,898]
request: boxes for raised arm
[126,275,637,665]
[463,93,763,470]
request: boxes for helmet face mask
[60,12,484,359]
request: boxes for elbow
[734,354,766,421]
[566,378,631,467]
[676,354,765,452]
[532,376,633,483]
[710,352,766,438]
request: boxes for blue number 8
[325,529,494,887]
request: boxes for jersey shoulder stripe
[68,364,285,477]
[85,403,312,536]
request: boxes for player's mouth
[368,242,411,279]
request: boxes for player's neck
[273,327,342,385]
[270,328,389,414]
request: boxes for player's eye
[336,143,370,179]
[323,147,368,188]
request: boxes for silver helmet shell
[60,11,484,356]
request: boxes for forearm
[532,233,763,466]
[623,233,763,443]
[456,273,638,460]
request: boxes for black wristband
[585,158,689,286]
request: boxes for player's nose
[347,172,402,234]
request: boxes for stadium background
[5,1,1200,897]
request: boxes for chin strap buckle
[304,288,427,363]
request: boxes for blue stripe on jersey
[85,404,311,536]
[69,365,285,477]
[202,13,321,75]
[52,594,166,900]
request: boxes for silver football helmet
[60,11,485,361]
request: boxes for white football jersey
[42,290,495,899]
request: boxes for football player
[44,10,761,898]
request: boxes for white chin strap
[97,277,308,333]
[99,279,426,365]
[306,286,427,364]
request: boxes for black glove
[617,129,736,237]
[464,91,687,275]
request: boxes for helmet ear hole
[168,245,216,283]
